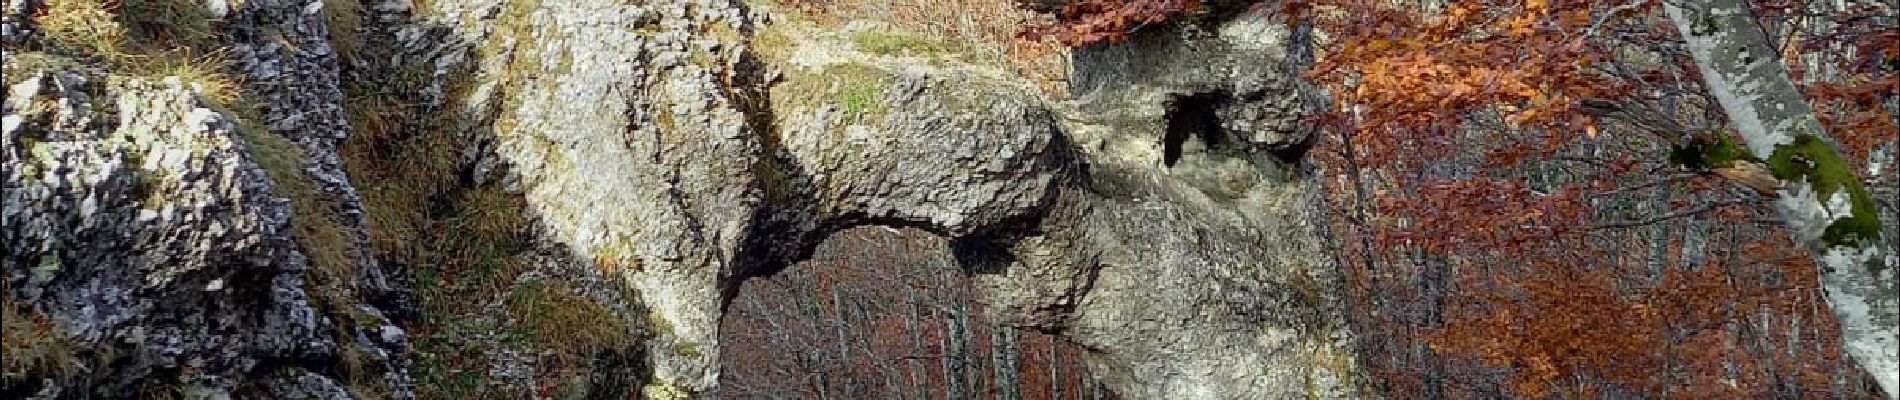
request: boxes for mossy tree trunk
[1665,1,1898,396]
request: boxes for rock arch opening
[719,226,1116,399]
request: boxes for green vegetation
[838,78,882,118]
[1,296,79,385]
[1668,131,1757,170]
[1666,131,1880,262]
[772,63,893,122]
[504,278,640,365]
[1765,134,1883,250]
[848,29,945,56]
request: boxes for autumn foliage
[1019,0,1207,46]
[1024,0,1895,396]
[722,228,1113,399]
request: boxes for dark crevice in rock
[950,234,1018,276]
[1267,124,1319,165]
[1163,92,1228,167]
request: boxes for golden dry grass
[322,0,362,61]
[770,0,1070,98]
[33,0,243,105]
[503,279,639,366]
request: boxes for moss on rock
[1669,131,1758,169]
[847,29,946,56]
[772,62,894,122]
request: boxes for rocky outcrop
[1,69,350,397]
[751,11,1354,397]
[5,0,1356,397]
[3,0,409,396]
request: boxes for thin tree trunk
[1664,0,1899,396]
[904,281,925,397]
[993,327,1021,400]
[1049,337,1061,400]
[942,316,961,400]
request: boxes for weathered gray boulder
[2,0,410,396]
[0,69,345,397]
[358,0,1355,393]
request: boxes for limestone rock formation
[1,69,370,397]
[3,0,1359,397]
[4,0,411,396]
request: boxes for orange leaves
[1305,0,1889,396]
[1307,0,1621,173]
[1802,75,1900,179]
[1018,0,1205,46]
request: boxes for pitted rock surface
[2,71,343,396]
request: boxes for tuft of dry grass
[131,49,241,104]
[1,295,79,385]
[322,0,362,61]
[240,125,356,283]
[33,0,243,105]
[34,0,130,55]
[35,0,219,54]
[770,0,1070,98]
[503,278,639,366]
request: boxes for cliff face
[2,0,1356,398]
[4,0,408,395]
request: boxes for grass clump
[239,126,356,283]
[503,278,639,366]
[35,0,218,54]
[848,29,945,56]
[116,0,217,49]
[772,63,893,121]
[1,295,79,385]
[31,0,243,107]
[33,0,128,55]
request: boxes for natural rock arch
[410,0,1361,395]
[693,5,1359,397]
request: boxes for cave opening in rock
[719,226,1117,399]
[1162,93,1227,167]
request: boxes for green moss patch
[1764,134,1883,249]
[1669,132,1758,169]
[771,63,893,122]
